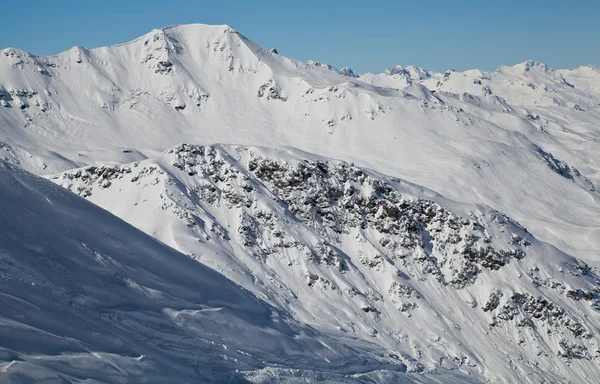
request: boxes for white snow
[0,23,599,383]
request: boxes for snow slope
[0,24,598,262]
[360,61,600,261]
[1,159,486,383]
[51,144,600,383]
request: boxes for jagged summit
[339,66,359,77]
[384,64,408,75]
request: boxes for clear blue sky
[1,0,598,73]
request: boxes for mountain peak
[339,66,359,78]
[497,60,553,74]
[384,64,407,75]
[307,60,338,72]
[160,23,235,33]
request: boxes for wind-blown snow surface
[1,23,600,383]
[1,160,482,384]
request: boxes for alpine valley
[1,24,599,383]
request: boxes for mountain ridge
[3,23,595,78]
[1,23,597,262]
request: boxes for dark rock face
[155,60,174,74]
[257,80,287,101]
[247,154,525,288]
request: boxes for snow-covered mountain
[1,24,598,263]
[3,159,472,383]
[49,143,600,383]
[1,23,600,383]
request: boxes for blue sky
[1,0,598,73]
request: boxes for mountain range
[1,24,599,383]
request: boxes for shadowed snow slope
[0,160,480,383]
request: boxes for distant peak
[382,65,430,80]
[499,60,553,74]
[307,60,339,73]
[406,65,431,79]
[523,60,551,72]
[384,65,406,75]
[339,66,359,78]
